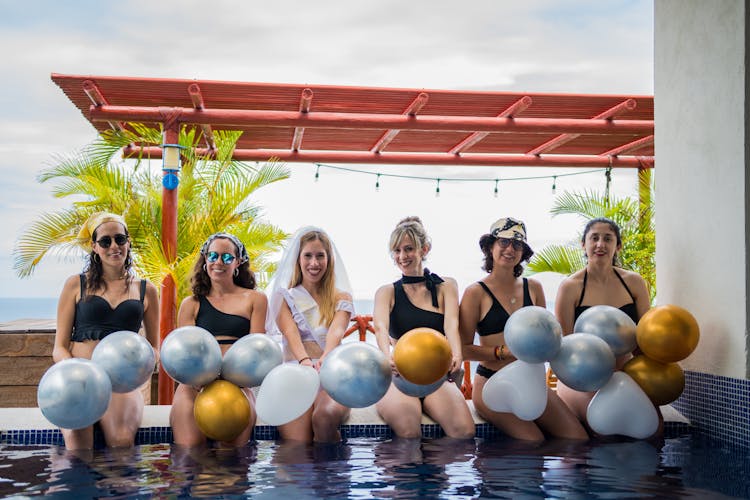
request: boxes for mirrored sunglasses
[96,234,129,248]
[206,251,236,264]
[497,237,524,251]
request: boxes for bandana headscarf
[200,232,249,265]
[76,212,127,247]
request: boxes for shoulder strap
[576,269,588,306]
[522,278,533,306]
[139,279,147,302]
[477,281,501,305]
[613,269,636,301]
[79,273,86,298]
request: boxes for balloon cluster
[480,304,700,440]
[37,331,155,430]
[160,326,283,441]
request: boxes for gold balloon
[393,327,452,385]
[636,304,700,363]
[194,380,251,442]
[623,354,685,406]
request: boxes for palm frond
[526,244,585,276]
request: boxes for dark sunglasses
[497,237,524,251]
[96,234,129,248]
[206,251,236,264]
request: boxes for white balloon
[481,360,548,421]
[256,364,320,426]
[586,372,659,439]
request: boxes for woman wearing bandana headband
[53,212,160,450]
[459,217,587,441]
[170,232,268,447]
[373,216,475,439]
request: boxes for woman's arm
[52,275,78,362]
[441,278,463,373]
[142,281,160,352]
[177,296,199,327]
[276,300,310,364]
[528,278,547,308]
[372,285,394,357]
[250,291,268,334]
[458,283,493,362]
[554,278,578,335]
[629,272,652,321]
[319,291,353,363]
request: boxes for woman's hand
[449,354,463,375]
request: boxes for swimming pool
[1,430,748,499]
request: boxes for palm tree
[526,168,656,301]
[13,124,290,302]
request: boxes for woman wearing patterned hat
[554,217,651,427]
[459,217,587,441]
[171,232,268,447]
[53,212,160,449]
[373,216,475,439]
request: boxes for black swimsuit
[195,296,251,344]
[573,269,639,324]
[72,274,146,342]
[475,279,534,379]
[389,279,445,340]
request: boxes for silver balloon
[221,333,283,387]
[319,342,391,408]
[37,358,112,430]
[504,306,562,363]
[393,368,464,398]
[550,333,615,392]
[160,326,222,387]
[573,305,637,356]
[92,330,156,393]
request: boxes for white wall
[655,0,747,378]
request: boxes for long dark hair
[479,234,533,278]
[190,237,256,296]
[82,225,133,298]
[582,217,622,266]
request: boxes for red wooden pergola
[52,73,654,403]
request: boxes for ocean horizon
[0,297,376,323]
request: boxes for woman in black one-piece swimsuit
[554,218,651,428]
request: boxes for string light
[309,163,613,196]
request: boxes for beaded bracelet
[298,356,312,364]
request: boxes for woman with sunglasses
[459,217,587,441]
[170,232,268,447]
[554,217,651,429]
[373,216,475,439]
[266,226,354,443]
[53,212,160,449]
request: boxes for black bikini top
[389,279,445,340]
[72,274,146,342]
[573,269,639,324]
[475,279,533,336]
[196,295,251,343]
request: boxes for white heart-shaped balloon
[481,360,547,421]
[586,372,659,439]
[256,364,319,426]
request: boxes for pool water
[1,433,748,499]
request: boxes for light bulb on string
[551,175,557,194]
[435,178,441,198]
[494,179,499,198]
[375,173,381,192]
[314,164,320,182]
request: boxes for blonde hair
[389,216,431,256]
[289,230,337,327]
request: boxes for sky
[0,0,654,303]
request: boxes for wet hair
[82,223,132,297]
[191,235,256,296]
[582,217,622,266]
[389,216,431,256]
[479,234,534,278]
[290,230,337,327]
